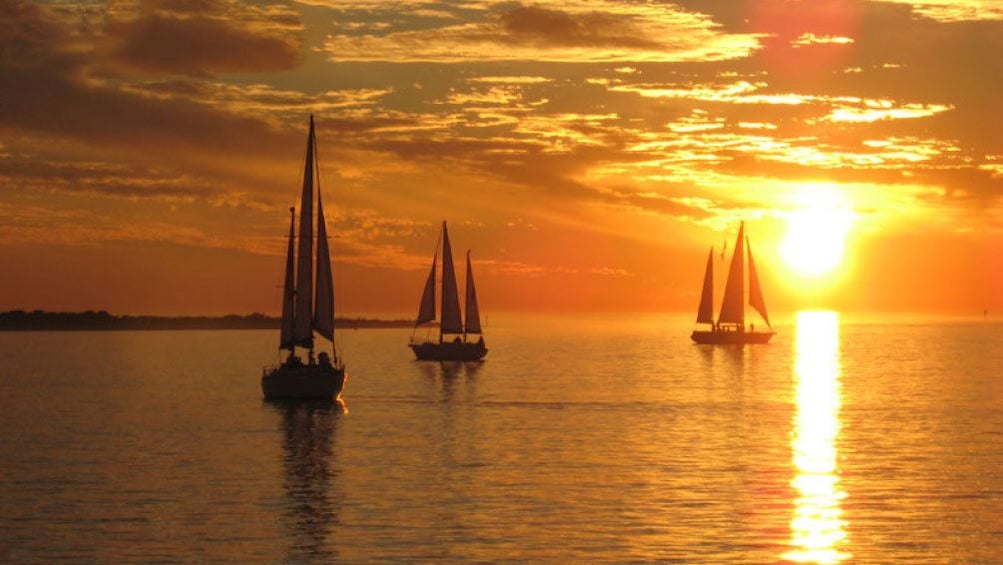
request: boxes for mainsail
[279,207,296,350]
[747,236,770,328]
[313,187,334,341]
[717,222,745,326]
[696,247,714,325]
[293,116,315,348]
[439,221,463,336]
[464,250,482,335]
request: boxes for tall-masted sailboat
[691,221,775,344]
[409,221,488,361]
[261,115,347,399]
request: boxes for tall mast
[293,115,315,348]
[439,221,463,342]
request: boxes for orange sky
[1,0,1000,317]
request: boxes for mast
[293,115,315,349]
[696,247,714,325]
[279,207,296,350]
[439,221,463,341]
[747,236,771,328]
[464,250,482,336]
[717,221,745,328]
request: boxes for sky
[1,0,1001,317]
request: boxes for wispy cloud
[323,2,763,63]
[869,0,1003,22]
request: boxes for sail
[717,222,745,326]
[464,250,482,335]
[439,221,463,336]
[293,115,315,347]
[696,247,714,325]
[416,251,437,325]
[279,207,297,350]
[747,236,771,328]
[313,186,334,341]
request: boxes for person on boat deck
[477,336,484,346]
[750,323,755,333]
[453,336,461,344]
[286,354,302,367]
[318,352,331,366]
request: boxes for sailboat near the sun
[261,115,346,400]
[691,221,775,345]
[409,221,488,361]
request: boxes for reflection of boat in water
[691,221,775,345]
[262,115,346,400]
[409,221,488,361]
[275,400,344,562]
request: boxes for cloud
[791,33,854,47]
[0,1,296,161]
[102,0,303,76]
[323,2,763,63]
[469,76,553,84]
[822,102,952,123]
[868,0,1003,22]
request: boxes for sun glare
[780,193,855,278]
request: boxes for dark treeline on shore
[0,310,417,331]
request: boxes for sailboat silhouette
[409,221,488,361]
[261,115,347,399]
[691,221,775,344]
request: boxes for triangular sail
[416,251,437,325]
[313,186,334,342]
[439,221,463,337]
[279,207,296,350]
[747,236,771,328]
[717,222,745,327]
[293,115,315,348]
[696,247,714,325]
[464,250,482,335]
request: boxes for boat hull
[410,341,488,361]
[261,364,346,400]
[691,330,775,345]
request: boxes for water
[1,313,1001,562]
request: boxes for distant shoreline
[0,310,418,331]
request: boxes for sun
[780,202,854,278]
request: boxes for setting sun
[781,199,855,279]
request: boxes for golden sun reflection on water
[784,311,850,563]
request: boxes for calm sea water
[1,313,1001,562]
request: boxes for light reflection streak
[784,311,849,563]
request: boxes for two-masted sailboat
[409,221,488,361]
[691,221,775,344]
[261,115,347,399]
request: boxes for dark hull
[410,341,487,361]
[261,364,346,400]
[691,330,775,345]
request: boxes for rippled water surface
[1,314,1001,562]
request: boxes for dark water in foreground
[1,313,1001,562]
